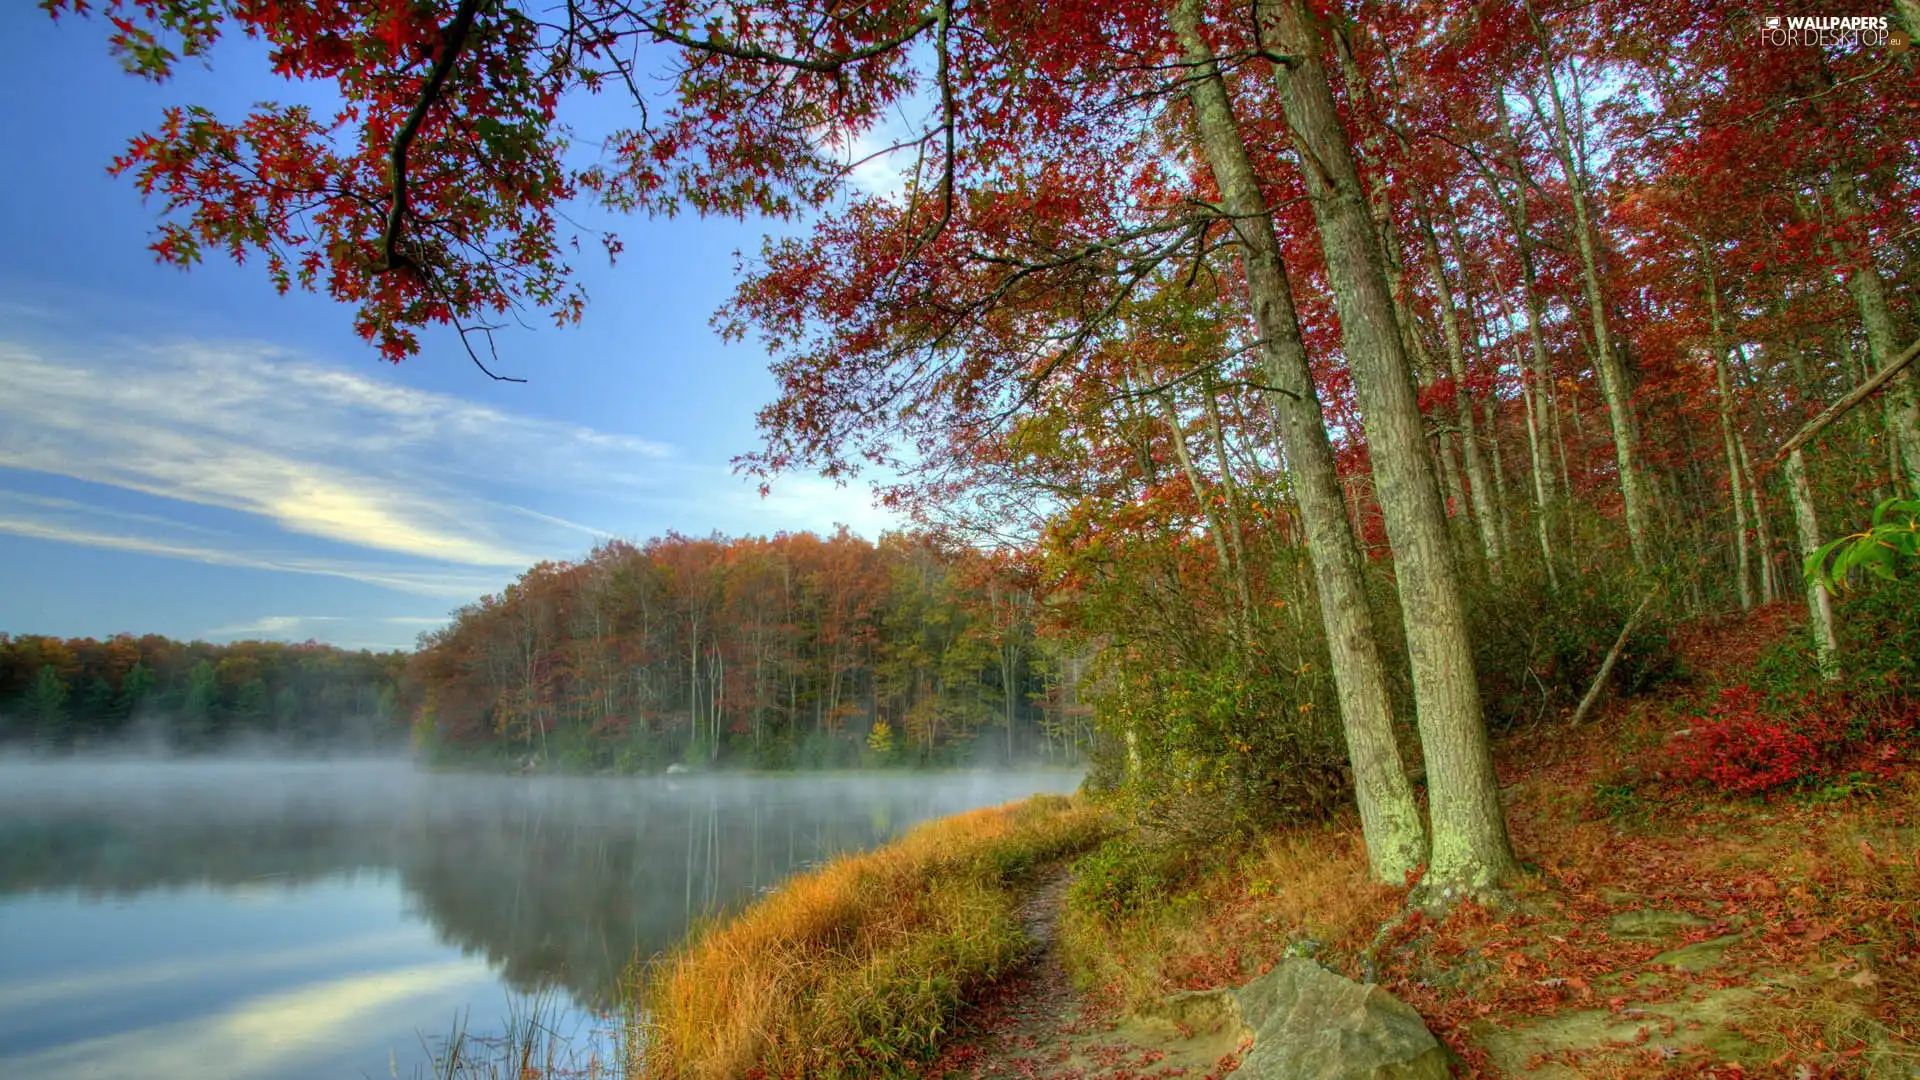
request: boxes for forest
[405,529,1087,769]
[0,634,406,749]
[43,0,1919,895]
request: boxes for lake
[0,760,1081,1079]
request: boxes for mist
[0,756,1078,1079]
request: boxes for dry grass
[634,794,1108,1080]
[1058,818,1401,1014]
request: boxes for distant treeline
[0,634,407,750]
[404,529,1091,771]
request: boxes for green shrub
[1068,835,1203,924]
[1754,573,1920,709]
[1467,566,1679,730]
[1083,642,1350,837]
[1832,573,1920,699]
[613,727,673,773]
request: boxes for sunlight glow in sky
[0,8,906,651]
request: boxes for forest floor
[917,604,1920,1079]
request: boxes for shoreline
[632,793,1110,1079]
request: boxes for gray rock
[1235,960,1451,1079]
[1607,908,1710,942]
[1150,960,1450,1080]
[1151,987,1242,1034]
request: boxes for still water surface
[0,760,1079,1079]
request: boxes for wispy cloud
[204,615,340,637]
[203,614,449,650]
[0,516,504,599]
[0,338,674,569]
[0,493,506,600]
[826,93,937,202]
[1,961,489,1080]
[0,930,428,1012]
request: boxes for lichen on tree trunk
[1168,0,1427,883]
[1260,0,1516,893]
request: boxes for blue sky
[0,8,903,652]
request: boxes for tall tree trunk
[1417,203,1503,577]
[1262,0,1516,893]
[1525,10,1653,567]
[1700,244,1753,612]
[1737,433,1779,604]
[1170,0,1426,882]
[1487,395,1516,562]
[1329,15,1421,373]
[1337,24,1468,534]
[1519,350,1558,584]
[1446,200,1517,562]
[1155,384,1252,637]
[1784,449,1839,679]
[1437,430,1469,520]
[1495,94,1561,581]
[1827,174,1920,492]
[1202,373,1259,627]
[1887,392,1908,498]
[1550,361,1576,506]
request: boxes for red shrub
[1673,685,1817,795]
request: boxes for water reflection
[0,761,1080,1008]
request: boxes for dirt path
[920,869,1247,1080]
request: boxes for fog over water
[0,758,1080,1080]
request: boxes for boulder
[1148,960,1450,1080]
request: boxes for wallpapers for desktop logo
[1757,14,1906,52]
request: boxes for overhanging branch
[380,0,485,275]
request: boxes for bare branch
[456,320,527,382]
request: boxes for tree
[118,660,157,719]
[43,0,956,370]
[80,677,118,736]
[1166,0,1425,881]
[234,678,271,732]
[1260,0,1517,892]
[865,718,897,765]
[180,659,220,743]
[398,529,1063,767]
[56,0,1493,881]
[26,665,70,742]
[274,685,302,732]
[50,0,1920,896]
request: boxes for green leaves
[1805,497,1920,594]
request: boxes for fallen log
[1766,335,1920,471]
